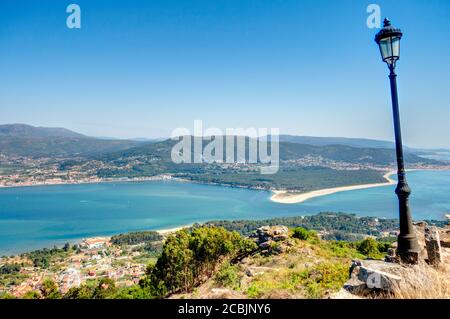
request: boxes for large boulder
[346,260,404,294]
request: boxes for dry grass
[385,262,450,299]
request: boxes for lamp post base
[397,233,421,264]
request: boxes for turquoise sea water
[0,170,449,255]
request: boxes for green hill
[88,137,440,191]
[0,124,143,157]
[100,136,438,166]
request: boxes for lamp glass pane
[391,36,401,59]
[379,37,393,61]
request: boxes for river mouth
[0,170,448,255]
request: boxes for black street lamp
[375,18,420,264]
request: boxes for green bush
[292,227,317,241]
[22,290,40,299]
[64,277,117,299]
[214,262,241,289]
[92,278,117,299]
[40,278,61,299]
[141,226,256,297]
[64,284,94,299]
[114,285,153,299]
[356,238,381,257]
[0,263,21,275]
[300,262,348,298]
[376,239,395,253]
[0,292,15,299]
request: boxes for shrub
[0,263,21,274]
[356,238,382,258]
[64,284,94,299]
[0,292,15,299]
[64,278,117,299]
[114,285,153,299]
[92,278,117,299]
[214,262,241,289]
[292,227,317,241]
[22,290,40,299]
[300,262,348,298]
[141,226,255,297]
[40,278,61,299]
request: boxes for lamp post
[375,18,420,264]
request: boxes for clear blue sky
[0,0,449,148]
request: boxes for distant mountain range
[278,135,449,154]
[0,124,141,157]
[278,135,399,150]
[0,124,446,159]
[0,124,86,139]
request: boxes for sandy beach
[270,171,396,204]
[156,225,191,235]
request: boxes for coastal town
[0,215,406,299]
[2,213,447,299]
[0,154,178,188]
[0,233,162,298]
[1,151,448,189]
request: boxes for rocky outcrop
[250,226,289,254]
[252,226,289,243]
[343,222,450,298]
[345,260,403,294]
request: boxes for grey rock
[425,226,442,266]
[252,226,289,250]
[357,262,402,291]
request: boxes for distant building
[81,237,109,250]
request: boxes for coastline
[0,224,192,257]
[270,170,397,204]
[156,225,192,236]
[0,174,187,189]
[1,168,448,193]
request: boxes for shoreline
[0,174,187,189]
[270,170,397,204]
[1,168,448,193]
[156,225,192,236]
[0,224,193,257]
